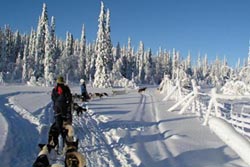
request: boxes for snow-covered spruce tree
[51,17,62,72]
[154,51,163,84]
[184,51,192,76]
[13,31,22,62]
[2,26,12,72]
[159,49,164,70]
[1,25,17,81]
[162,49,172,79]
[44,21,55,86]
[119,45,128,78]
[93,1,111,88]
[135,41,141,78]
[202,54,209,78]
[86,43,95,81]
[105,9,113,72]
[50,16,60,62]
[78,24,87,80]
[94,54,112,87]
[5,26,15,64]
[27,29,36,79]
[65,32,73,56]
[221,56,231,82]
[114,42,121,63]
[22,44,28,83]
[171,48,179,80]
[73,39,80,56]
[28,29,36,59]
[12,52,22,81]
[58,32,74,79]
[209,56,222,86]
[144,48,154,84]
[50,16,56,46]
[195,53,204,82]
[136,41,145,83]
[54,39,63,74]
[126,37,135,80]
[111,43,122,79]
[35,3,49,79]
[0,28,5,72]
[9,30,24,82]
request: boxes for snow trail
[146,92,180,167]
[0,85,248,167]
[72,101,141,167]
[74,109,118,166]
[0,92,39,167]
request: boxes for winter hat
[80,79,85,83]
[57,76,65,84]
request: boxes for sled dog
[48,122,60,149]
[89,92,108,99]
[63,122,75,142]
[32,144,52,167]
[65,139,86,167]
[48,121,75,152]
[73,103,87,116]
[138,87,147,93]
[33,144,63,167]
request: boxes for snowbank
[208,117,250,165]
[110,71,137,89]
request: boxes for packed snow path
[123,92,179,167]
[0,87,54,167]
[73,109,121,166]
[87,87,248,167]
[0,85,248,167]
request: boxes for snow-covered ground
[0,84,249,167]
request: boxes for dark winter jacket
[80,83,87,94]
[51,83,72,115]
[80,83,90,100]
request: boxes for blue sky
[1,0,250,66]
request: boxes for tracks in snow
[73,106,140,167]
[131,91,180,167]
[0,92,48,167]
[0,88,180,167]
[0,90,140,167]
[74,110,118,166]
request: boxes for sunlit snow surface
[0,84,248,167]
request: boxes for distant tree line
[0,2,249,87]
